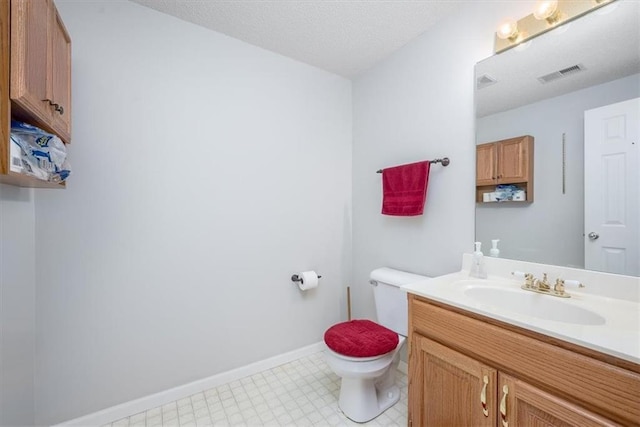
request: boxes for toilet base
[337,356,401,423]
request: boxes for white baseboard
[56,342,325,426]
[398,360,408,375]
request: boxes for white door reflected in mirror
[584,98,639,276]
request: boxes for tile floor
[105,351,408,427]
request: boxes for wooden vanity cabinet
[408,294,640,426]
[412,334,497,426]
[0,0,71,188]
[499,373,617,426]
[476,135,533,203]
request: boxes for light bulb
[496,18,518,40]
[533,0,559,20]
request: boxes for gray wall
[34,1,352,423]
[350,2,534,319]
[476,74,640,267]
[0,184,35,426]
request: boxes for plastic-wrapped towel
[10,121,71,183]
[494,184,521,202]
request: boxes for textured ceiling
[476,1,640,117]
[129,0,465,78]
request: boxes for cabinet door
[48,3,71,142]
[497,137,530,183]
[10,0,52,125]
[499,373,617,427]
[476,143,497,186]
[409,334,497,427]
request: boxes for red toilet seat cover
[324,319,399,357]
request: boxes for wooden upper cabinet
[476,143,497,186]
[10,0,71,143]
[49,4,71,141]
[10,0,51,125]
[497,137,530,183]
[0,0,71,187]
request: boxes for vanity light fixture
[494,0,617,53]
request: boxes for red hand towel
[382,161,430,216]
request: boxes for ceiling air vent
[538,64,586,84]
[476,74,497,90]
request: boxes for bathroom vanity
[403,256,640,427]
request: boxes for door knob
[588,232,599,240]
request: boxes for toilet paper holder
[291,273,321,284]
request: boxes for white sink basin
[402,269,639,363]
[463,283,606,326]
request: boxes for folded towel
[382,161,430,216]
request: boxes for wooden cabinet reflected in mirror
[476,135,533,203]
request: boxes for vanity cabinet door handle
[500,384,509,427]
[481,375,489,417]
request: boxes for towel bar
[376,157,450,173]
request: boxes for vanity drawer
[409,295,640,425]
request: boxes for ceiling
[129,0,465,78]
[476,1,640,117]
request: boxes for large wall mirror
[475,0,639,277]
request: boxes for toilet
[323,267,429,423]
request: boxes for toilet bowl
[325,335,405,423]
[323,268,429,423]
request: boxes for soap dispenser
[470,242,487,279]
[490,239,500,257]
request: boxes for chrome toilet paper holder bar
[291,273,321,284]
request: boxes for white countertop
[403,270,640,365]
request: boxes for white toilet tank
[370,267,430,337]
